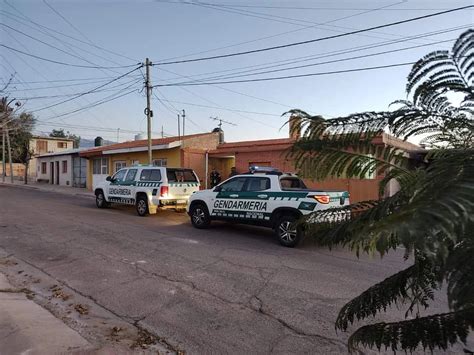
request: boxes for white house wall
[36,155,74,187]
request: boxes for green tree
[10,112,35,184]
[49,128,81,148]
[289,29,473,353]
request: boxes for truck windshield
[167,169,198,183]
[280,177,307,190]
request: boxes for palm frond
[336,255,439,332]
[348,307,474,353]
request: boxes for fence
[0,162,26,178]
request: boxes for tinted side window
[246,177,270,191]
[112,169,127,182]
[219,177,247,192]
[280,177,307,190]
[125,169,137,182]
[167,169,198,182]
[140,169,162,181]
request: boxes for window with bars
[93,158,109,174]
[152,158,167,167]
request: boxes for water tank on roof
[135,133,145,141]
[212,127,224,144]
[94,136,103,147]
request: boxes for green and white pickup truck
[187,167,350,247]
[95,166,200,216]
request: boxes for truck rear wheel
[275,215,301,247]
[136,196,149,217]
[190,203,211,229]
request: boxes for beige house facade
[29,136,75,178]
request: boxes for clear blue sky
[1,0,472,142]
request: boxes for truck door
[107,169,129,204]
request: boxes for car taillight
[160,186,169,198]
[312,195,330,204]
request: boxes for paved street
[0,185,459,354]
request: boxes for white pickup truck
[95,166,200,216]
[187,167,350,247]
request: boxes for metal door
[72,156,87,188]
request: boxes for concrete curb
[0,272,92,354]
[0,182,94,199]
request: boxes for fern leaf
[348,308,474,353]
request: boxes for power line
[0,44,140,69]
[3,1,138,63]
[6,76,142,91]
[176,37,457,84]
[35,120,162,136]
[153,1,432,63]
[155,1,458,11]
[1,21,118,128]
[155,61,424,87]
[155,25,469,84]
[7,76,128,84]
[0,23,123,70]
[32,66,142,112]
[152,5,472,66]
[16,78,143,100]
[153,97,281,117]
[40,87,139,122]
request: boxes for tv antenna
[210,116,237,129]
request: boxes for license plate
[177,200,186,204]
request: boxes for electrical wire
[154,0,427,63]
[40,87,139,122]
[154,1,458,11]
[174,37,458,84]
[32,66,142,112]
[0,44,140,69]
[155,61,425,87]
[152,5,472,66]
[155,25,470,84]
[15,78,143,100]
[7,77,143,91]
[3,1,139,63]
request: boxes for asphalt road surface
[0,185,463,354]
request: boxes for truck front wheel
[275,215,301,247]
[95,190,109,209]
[190,203,211,229]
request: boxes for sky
[1,0,473,143]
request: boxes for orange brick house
[208,133,421,203]
[80,132,220,190]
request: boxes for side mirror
[106,176,112,182]
[214,186,222,192]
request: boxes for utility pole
[5,126,13,183]
[182,109,186,136]
[161,126,164,138]
[144,58,153,165]
[116,128,120,143]
[2,129,5,182]
[177,113,181,139]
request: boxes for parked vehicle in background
[95,166,200,216]
[187,166,349,247]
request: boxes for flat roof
[32,135,75,142]
[37,148,87,158]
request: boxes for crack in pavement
[7,254,179,353]
[250,296,346,348]
[133,264,346,349]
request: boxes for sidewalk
[0,179,93,198]
[0,273,92,354]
